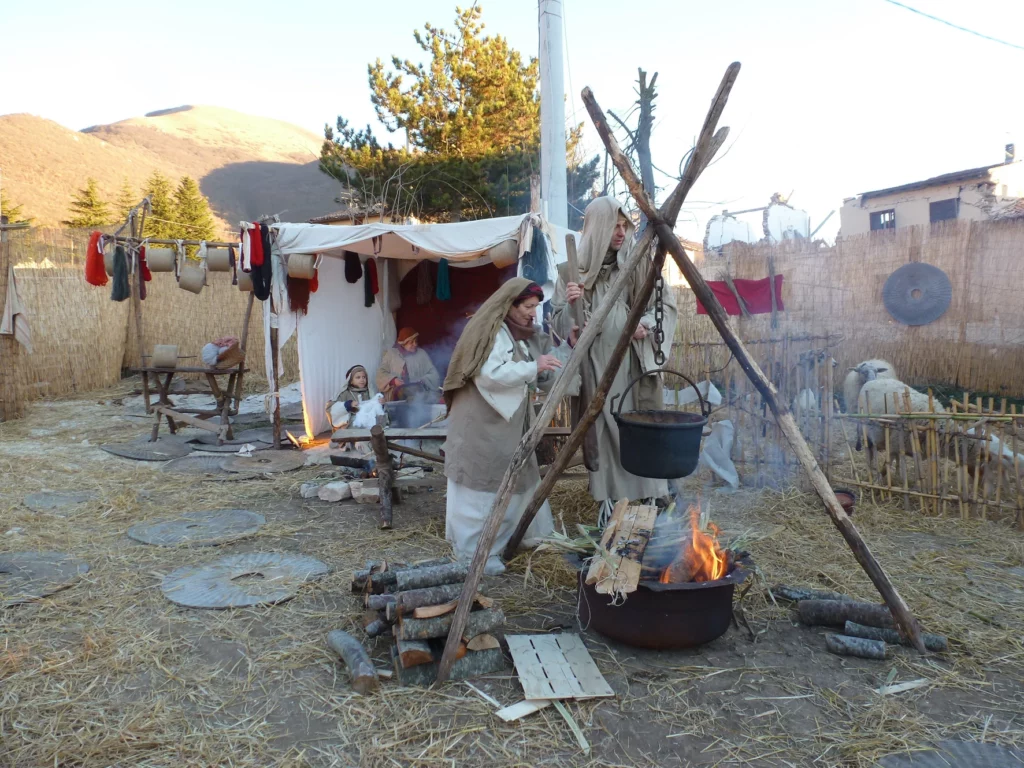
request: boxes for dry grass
[1,380,1023,767]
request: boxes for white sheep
[792,388,819,413]
[843,359,897,413]
[855,378,1024,495]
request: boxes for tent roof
[272,214,575,267]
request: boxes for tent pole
[270,296,281,449]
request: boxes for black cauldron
[610,369,710,479]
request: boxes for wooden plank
[131,366,249,375]
[505,634,613,701]
[586,503,656,596]
[584,499,627,588]
[154,407,221,433]
[495,699,553,722]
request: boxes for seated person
[376,327,441,402]
[326,365,373,429]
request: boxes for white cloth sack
[698,419,739,489]
[1,264,32,353]
[663,379,721,407]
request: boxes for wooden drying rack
[115,201,256,445]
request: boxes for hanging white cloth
[1,264,32,353]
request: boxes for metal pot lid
[101,437,193,461]
[0,551,90,607]
[128,509,266,547]
[221,450,306,474]
[161,454,230,475]
[161,552,330,608]
[882,262,952,326]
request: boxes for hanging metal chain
[653,271,666,366]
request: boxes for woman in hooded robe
[442,278,562,575]
[550,196,678,523]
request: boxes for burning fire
[659,502,728,584]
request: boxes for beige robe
[376,346,441,399]
[551,205,678,503]
[444,325,554,560]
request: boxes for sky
[3,0,1024,242]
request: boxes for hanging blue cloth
[520,226,551,286]
[436,257,451,301]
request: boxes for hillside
[0,105,344,231]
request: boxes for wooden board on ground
[505,634,614,701]
[495,699,553,722]
[584,500,657,596]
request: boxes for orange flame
[659,502,728,584]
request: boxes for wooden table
[132,365,249,444]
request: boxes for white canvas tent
[265,213,578,438]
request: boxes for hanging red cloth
[249,224,264,267]
[695,275,784,316]
[310,269,319,293]
[139,245,152,281]
[84,231,108,287]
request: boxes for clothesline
[113,236,238,248]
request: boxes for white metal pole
[539,0,568,228]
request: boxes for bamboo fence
[5,227,298,408]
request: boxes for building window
[929,198,958,223]
[870,209,896,231]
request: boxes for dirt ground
[2,379,1023,767]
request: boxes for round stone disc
[101,437,193,461]
[192,441,275,454]
[233,428,276,444]
[882,262,952,326]
[24,490,97,515]
[128,509,266,547]
[161,552,330,609]
[161,454,229,475]
[878,740,1023,767]
[1,551,90,607]
[221,450,306,474]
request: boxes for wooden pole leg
[370,425,395,529]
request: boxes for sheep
[855,378,1024,495]
[842,359,897,413]
[792,387,819,413]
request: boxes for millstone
[127,509,266,547]
[233,428,276,444]
[882,262,952,326]
[191,441,275,454]
[0,551,90,607]
[878,740,1023,767]
[161,552,330,609]
[221,450,306,474]
[161,454,229,475]
[101,437,193,461]
[23,490,97,515]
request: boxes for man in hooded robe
[551,196,678,522]
[376,326,441,402]
[442,278,561,575]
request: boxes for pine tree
[321,4,598,222]
[115,177,138,223]
[0,189,29,224]
[172,176,217,244]
[143,171,176,240]
[63,178,113,228]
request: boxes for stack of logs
[353,558,506,685]
[777,586,949,660]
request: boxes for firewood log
[365,593,396,611]
[395,638,434,668]
[394,562,470,592]
[391,645,504,686]
[466,634,501,651]
[798,599,895,629]
[395,582,487,614]
[326,630,380,693]
[771,585,854,603]
[844,621,948,652]
[824,634,892,660]
[397,608,504,642]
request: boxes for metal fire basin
[578,556,752,650]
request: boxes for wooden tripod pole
[435,63,742,684]
[581,81,928,654]
[565,235,600,471]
